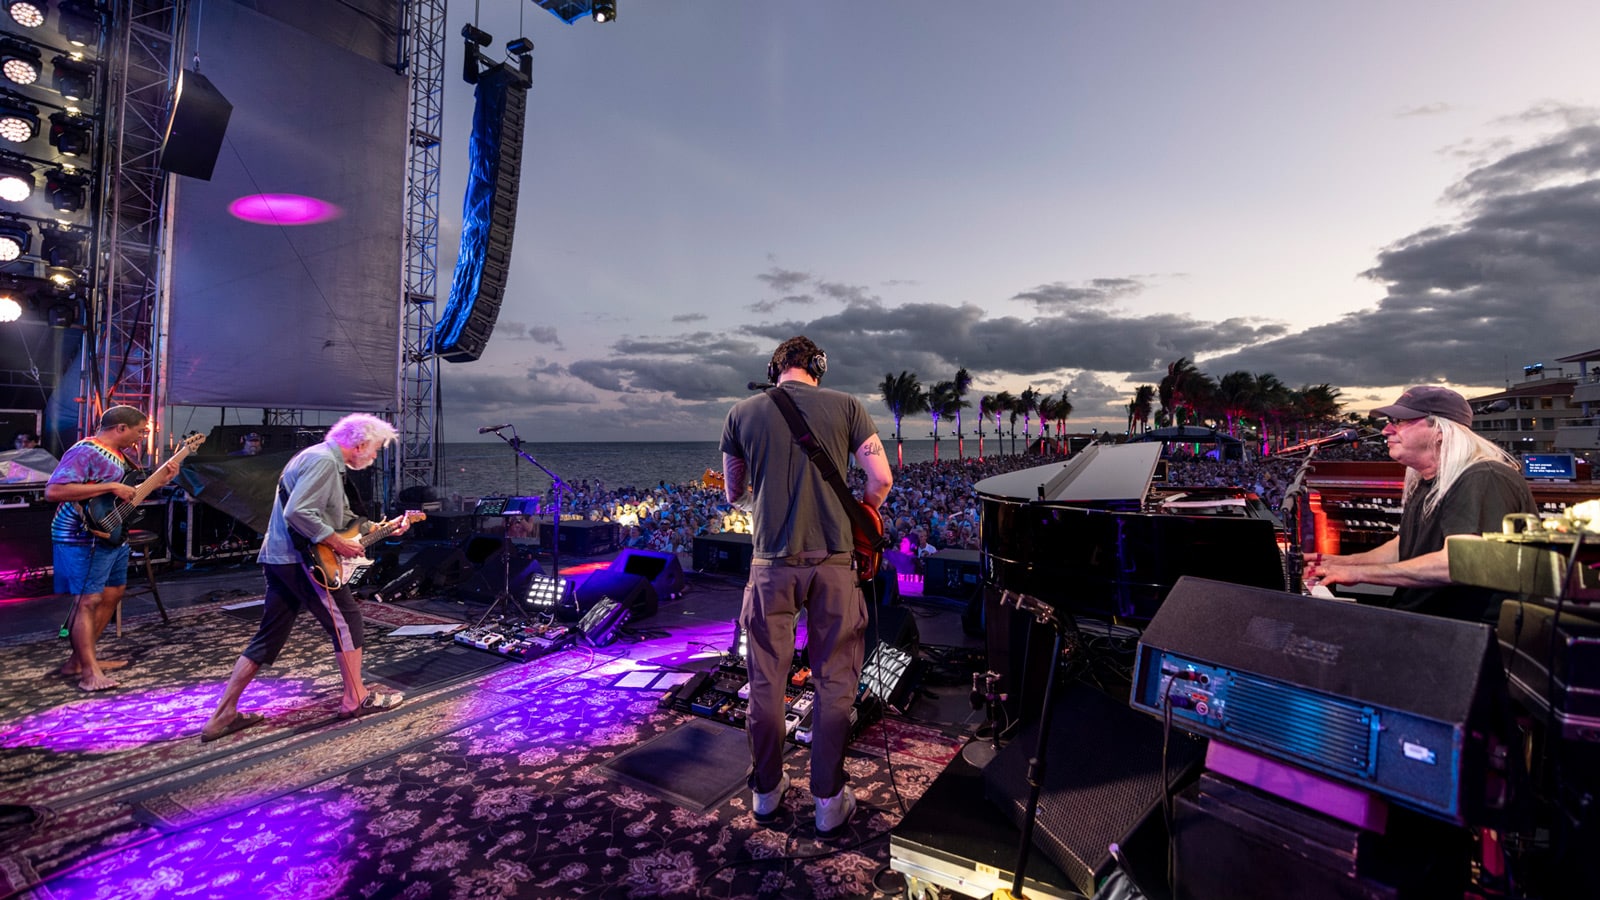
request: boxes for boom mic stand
[992,589,1080,900]
[1276,444,1319,594]
[478,426,571,625]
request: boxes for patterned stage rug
[14,652,968,899]
[0,601,516,896]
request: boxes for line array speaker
[433,64,528,363]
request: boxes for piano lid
[973,442,1164,504]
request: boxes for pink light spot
[228,193,341,226]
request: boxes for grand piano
[976,442,1287,623]
[975,442,1288,724]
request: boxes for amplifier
[1498,599,1600,742]
[1132,576,1500,824]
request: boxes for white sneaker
[752,773,790,822]
[814,785,856,837]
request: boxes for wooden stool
[118,529,170,634]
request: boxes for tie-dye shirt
[47,438,135,544]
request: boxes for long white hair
[1403,417,1522,517]
[326,413,398,450]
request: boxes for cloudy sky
[432,0,1600,442]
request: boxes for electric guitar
[306,511,426,590]
[79,432,206,546]
[852,501,886,584]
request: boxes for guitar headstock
[177,433,206,453]
[404,510,427,524]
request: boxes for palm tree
[879,371,927,468]
[1160,357,1204,427]
[926,380,958,461]
[951,367,973,459]
[1008,407,1020,455]
[1130,384,1155,434]
[977,395,992,458]
[1051,391,1073,442]
[991,391,1014,455]
[1016,387,1039,451]
[1215,371,1258,438]
[1252,372,1291,452]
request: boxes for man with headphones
[721,336,893,837]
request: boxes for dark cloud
[1396,102,1452,118]
[736,301,1286,398]
[671,312,708,323]
[757,267,811,294]
[496,322,564,347]
[1013,278,1146,309]
[1202,119,1600,388]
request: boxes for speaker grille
[1223,675,1378,778]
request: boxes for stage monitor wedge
[1131,576,1502,824]
[158,69,233,180]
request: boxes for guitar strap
[763,387,885,550]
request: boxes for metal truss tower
[396,0,446,496]
[88,1,185,446]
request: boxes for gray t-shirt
[720,382,877,560]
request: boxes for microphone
[747,381,774,391]
[478,423,512,434]
[1278,429,1362,453]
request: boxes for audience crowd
[483,439,1393,562]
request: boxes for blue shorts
[53,542,130,596]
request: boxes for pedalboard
[454,620,577,662]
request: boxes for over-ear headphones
[767,347,827,383]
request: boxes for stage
[0,544,999,899]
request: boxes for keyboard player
[1302,386,1534,622]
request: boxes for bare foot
[60,659,128,675]
[77,672,119,692]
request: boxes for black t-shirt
[1393,461,1536,621]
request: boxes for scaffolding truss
[89,1,185,446]
[395,0,446,496]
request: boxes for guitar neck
[127,443,197,506]
[360,517,404,549]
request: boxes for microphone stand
[483,426,571,623]
[1276,445,1319,593]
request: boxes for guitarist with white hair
[45,405,181,691]
[200,412,410,742]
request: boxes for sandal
[339,690,405,719]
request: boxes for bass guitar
[306,510,426,590]
[79,432,206,546]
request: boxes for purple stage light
[228,193,341,226]
[0,679,306,753]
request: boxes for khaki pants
[740,557,865,799]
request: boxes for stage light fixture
[44,166,85,211]
[524,573,570,610]
[1,39,42,86]
[51,55,91,101]
[57,1,100,48]
[0,293,22,322]
[0,156,31,201]
[0,216,30,261]
[48,110,89,155]
[40,222,86,267]
[0,95,40,143]
[5,1,46,29]
[591,1,616,24]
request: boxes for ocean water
[435,438,1018,499]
